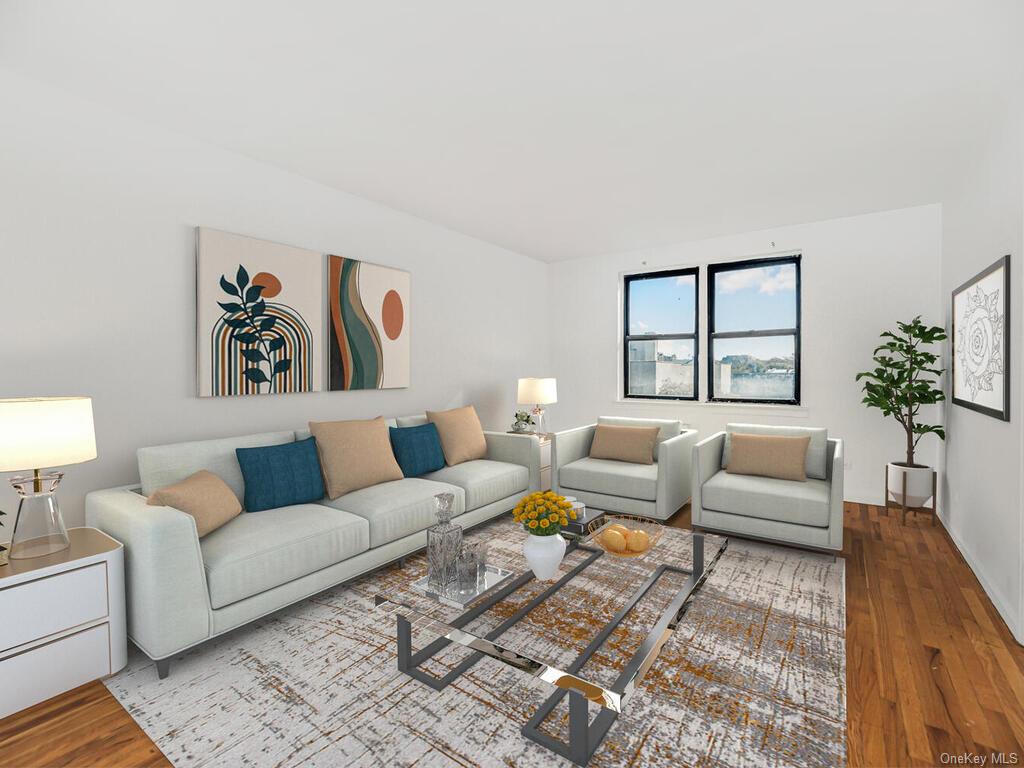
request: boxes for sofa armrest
[551,424,596,494]
[484,431,541,492]
[85,485,211,659]
[691,432,726,525]
[827,438,845,550]
[656,429,698,519]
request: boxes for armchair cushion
[726,433,810,482]
[597,416,681,461]
[589,424,658,464]
[701,471,831,527]
[723,424,829,480]
[425,460,528,510]
[558,457,659,501]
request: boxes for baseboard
[939,513,1024,645]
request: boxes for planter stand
[884,466,937,525]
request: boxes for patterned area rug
[105,521,846,767]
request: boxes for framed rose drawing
[952,255,1010,421]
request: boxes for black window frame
[622,266,700,401]
[707,254,801,405]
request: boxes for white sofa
[691,423,844,552]
[85,414,540,678]
[552,417,697,521]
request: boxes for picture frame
[951,254,1010,421]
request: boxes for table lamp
[517,378,557,435]
[0,397,97,559]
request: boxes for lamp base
[531,406,546,434]
[9,471,70,560]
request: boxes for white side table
[538,433,552,491]
[0,527,126,719]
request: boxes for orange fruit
[607,523,630,537]
[602,529,627,553]
[625,529,650,552]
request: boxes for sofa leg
[156,658,171,679]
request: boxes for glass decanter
[426,492,462,595]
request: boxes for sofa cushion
[200,503,369,609]
[323,478,465,548]
[726,433,810,482]
[390,424,446,477]
[427,406,487,466]
[309,417,404,499]
[722,423,828,480]
[589,424,658,465]
[558,457,659,501]
[701,470,831,527]
[396,414,428,427]
[147,469,241,537]
[235,437,326,512]
[138,431,296,501]
[597,416,681,461]
[425,460,529,510]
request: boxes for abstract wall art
[951,254,1010,421]
[327,255,410,390]
[197,228,323,397]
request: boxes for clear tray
[410,563,515,607]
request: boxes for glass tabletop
[372,522,728,718]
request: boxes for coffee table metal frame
[376,532,727,766]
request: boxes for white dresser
[0,527,126,719]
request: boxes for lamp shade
[0,397,97,472]
[517,378,557,405]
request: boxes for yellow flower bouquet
[512,490,576,536]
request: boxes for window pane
[627,339,695,397]
[628,273,696,335]
[713,263,797,332]
[712,336,795,400]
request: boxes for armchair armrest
[691,432,726,526]
[656,429,698,519]
[827,438,844,550]
[85,485,211,659]
[551,424,596,494]
[484,431,542,492]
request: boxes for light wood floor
[2,502,1022,767]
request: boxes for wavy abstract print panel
[197,228,323,397]
[329,255,410,390]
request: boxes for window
[708,255,801,404]
[623,267,698,400]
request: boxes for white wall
[0,69,550,527]
[547,205,944,506]
[938,104,1023,643]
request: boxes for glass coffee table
[374,524,728,766]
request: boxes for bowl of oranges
[587,515,663,558]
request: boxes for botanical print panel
[327,255,410,390]
[197,228,323,397]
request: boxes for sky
[629,264,797,358]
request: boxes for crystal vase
[426,492,462,595]
[9,472,70,559]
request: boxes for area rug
[105,521,846,767]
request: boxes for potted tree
[856,316,947,508]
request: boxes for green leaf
[268,336,286,352]
[273,358,292,375]
[218,301,244,314]
[219,276,239,296]
[241,349,268,363]
[236,265,249,291]
[233,331,259,344]
[250,299,266,317]
[224,317,249,329]
[259,317,277,332]
[243,367,269,384]
[244,284,264,303]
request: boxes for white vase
[523,533,566,581]
[887,462,934,508]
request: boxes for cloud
[674,274,694,286]
[717,266,795,295]
[634,320,649,331]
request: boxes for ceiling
[1,1,1020,261]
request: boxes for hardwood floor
[2,502,1022,767]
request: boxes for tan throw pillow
[426,406,487,466]
[589,424,659,465]
[147,470,241,537]
[309,417,404,499]
[726,433,810,482]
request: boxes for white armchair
[553,417,697,521]
[691,424,844,552]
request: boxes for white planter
[523,533,566,581]
[887,462,934,508]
